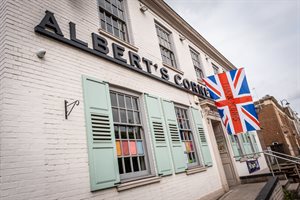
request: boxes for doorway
[211,120,238,187]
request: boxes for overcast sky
[165,0,300,115]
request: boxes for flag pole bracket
[65,100,80,119]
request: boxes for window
[155,24,177,68]
[175,106,199,167]
[190,48,204,81]
[212,63,219,74]
[110,91,149,179]
[98,0,128,41]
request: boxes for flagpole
[252,87,262,110]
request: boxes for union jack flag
[203,68,260,135]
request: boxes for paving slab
[218,182,266,200]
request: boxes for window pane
[114,28,119,37]
[114,125,119,139]
[118,94,125,108]
[132,157,139,172]
[130,141,137,155]
[110,92,117,106]
[112,18,118,27]
[128,126,134,139]
[99,0,105,8]
[135,127,141,139]
[118,158,124,174]
[124,157,132,173]
[139,156,146,170]
[122,141,129,156]
[107,24,113,33]
[128,111,134,124]
[116,140,121,156]
[112,108,119,122]
[120,109,127,123]
[105,1,111,12]
[180,131,184,140]
[186,120,190,129]
[190,141,194,151]
[134,112,140,124]
[112,5,118,16]
[132,98,138,110]
[137,141,144,154]
[101,20,106,30]
[117,0,122,9]
[120,126,127,139]
[125,96,132,109]
[119,10,124,20]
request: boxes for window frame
[189,47,205,81]
[109,88,151,181]
[98,0,129,42]
[175,105,200,168]
[155,22,178,68]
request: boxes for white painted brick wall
[0,0,227,199]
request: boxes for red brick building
[255,95,300,156]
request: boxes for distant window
[212,64,219,74]
[98,0,128,41]
[190,48,204,80]
[155,24,177,68]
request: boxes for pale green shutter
[161,99,186,173]
[190,107,213,167]
[82,76,120,191]
[144,94,173,176]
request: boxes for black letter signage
[160,67,169,80]
[129,51,142,69]
[69,22,88,47]
[112,43,127,63]
[36,10,63,36]
[34,11,210,99]
[92,33,109,54]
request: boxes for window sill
[116,176,161,192]
[185,166,207,175]
[162,63,184,75]
[98,29,139,52]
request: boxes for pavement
[218,182,266,200]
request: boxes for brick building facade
[255,95,300,156]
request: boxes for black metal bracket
[65,100,79,119]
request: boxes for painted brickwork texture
[0,0,224,200]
